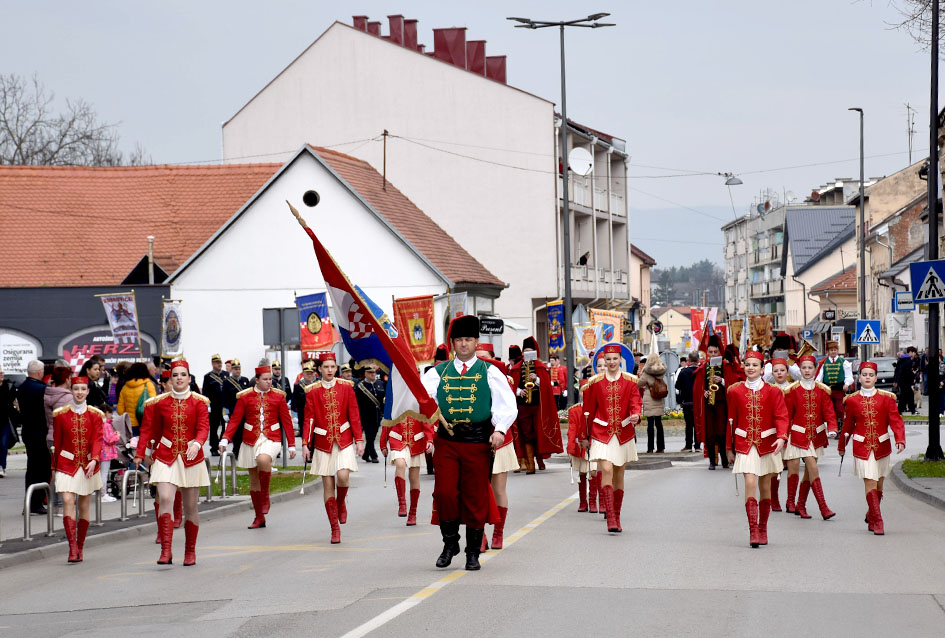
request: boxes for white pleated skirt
[783,442,823,460]
[55,470,102,496]
[570,454,598,474]
[492,444,519,474]
[310,444,358,477]
[589,436,638,466]
[237,436,283,469]
[150,457,211,488]
[733,446,782,476]
[388,447,423,468]
[854,452,892,481]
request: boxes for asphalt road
[1,427,943,638]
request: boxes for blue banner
[297,292,333,351]
[547,299,565,355]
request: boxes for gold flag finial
[286,200,308,229]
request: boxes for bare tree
[888,0,945,52]
[0,73,150,166]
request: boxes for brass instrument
[789,339,818,366]
[707,356,723,406]
[523,359,536,402]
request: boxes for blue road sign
[893,291,915,313]
[910,259,945,303]
[853,319,880,345]
[801,329,813,340]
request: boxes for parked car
[851,357,897,390]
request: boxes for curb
[0,479,324,571]
[890,461,945,514]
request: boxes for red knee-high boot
[795,480,812,519]
[336,485,349,524]
[325,497,341,543]
[406,488,420,526]
[259,471,271,515]
[602,485,618,533]
[868,489,884,535]
[76,519,89,562]
[614,489,624,533]
[811,477,835,520]
[758,499,770,546]
[785,474,799,514]
[64,516,79,563]
[588,474,599,513]
[247,491,266,529]
[492,506,508,549]
[157,513,174,564]
[154,500,162,544]
[578,474,588,512]
[183,521,198,566]
[745,497,760,548]
[395,476,407,517]
[770,475,782,512]
[173,490,183,528]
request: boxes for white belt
[852,434,866,442]
[878,433,890,443]
[620,416,633,427]
[413,432,426,441]
[160,437,172,447]
[313,427,328,436]
[389,431,403,441]
[270,424,280,431]
[59,449,75,460]
[734,428,747,437]
[244,423,254,430]
[760,428,777,439]
[791,425,806,434]
[815,424,827,434]
[593,418,608,427]
[339,422,350,433]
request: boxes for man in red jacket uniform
[725,350,789,548]
[219,364,296,530]
[549,354,568,410]
[509,336,563,473]
[838,361,906,535]
[581,344,643,533]
[695,335,741,470]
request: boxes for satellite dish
[568,147,593,177]
[785,190,797,203]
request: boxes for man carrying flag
[422,316,517,570]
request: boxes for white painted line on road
[337,492,578,638]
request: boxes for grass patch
[903,415,929,421]
[902,458,945,478]
[210,471,308,497]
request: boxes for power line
[627,187,730,222]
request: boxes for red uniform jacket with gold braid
[838,389,905,461]
[785,381,837,450]
[52,405,104,476]
[222,387,295,448]
[581,372,643,445]
[380,416,434,456]
[136,392,210,467]
[303,379,363,453]
[725,381,789,456]
[566,402,586,457]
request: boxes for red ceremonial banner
[393,295,436,364]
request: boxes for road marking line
[338,492,576,638]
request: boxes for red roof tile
[631,243,657,266]
[311,146,504,288]
[0,163,281,287]
[810,265,857,293]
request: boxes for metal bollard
[220,451,237,498]
[93,488,104,526]
[23,483,55,541]
[203,459,213,502]
[282,436,288,470]
[120,470,147,521]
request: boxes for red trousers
[830,389,845,427]
[433,438,492,528]
[517,404,539,444]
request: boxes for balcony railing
[750,279,784,297]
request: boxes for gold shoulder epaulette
[843,393,854,403]
[878,389,897,400]
[191,392,211,405]
[622,372,638,382]
[585,372,604,387]
[53,405,72,417]
[270,387,286,396]
[338,378,354,386]
[236,387,253,398]
[816,382,831,394]
[784,381,799,393]
[305,382,320,393]
[88,406,105,417]
[145,392,170,406]
[727,381,744,392]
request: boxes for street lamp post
[848,107,868,362]
[509,13,615,407]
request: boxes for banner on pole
[97,292,141,346]
[297,292,336,353]
[748,313,774,348]
[574,322,602,368]
[547,299,565,354]
[393,295,436,364]
[729,318,745,351]
[447,292,468,319]
[161,300,183,358]
[589,308,624,344]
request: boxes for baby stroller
[105,413,148,498]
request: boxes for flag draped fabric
[161,300,183,358]
[448,292,467,319]
[589,308,623,344]
[573,322,602,368]
[749,314,774,348]
[297,292,336,352]
[393,295,436,364]
[729,318,745,350]
[546,299,565,355]
[287,201,439,426]
[97,292,141,345]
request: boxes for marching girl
[767,358,792,512]
[783,355,837,520]
[838,362,906,535]
[134,360,211,566]
[302,352,364,544]
[380,416,434,526]
[726,351,789,548]
[567,400,599,513]
[52,377,103,563]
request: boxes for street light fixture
[510,13,615,408]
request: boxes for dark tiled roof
[785,206,856,276]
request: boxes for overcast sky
[2,1,938,267]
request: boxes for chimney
[352,15,368,32]
[466,40,486,75]
[418,43,426,54]
[367,21,381,36]
[388,14,404,45]
[404,19,418,50]
[486,55,507,83]
[433,27,467,69]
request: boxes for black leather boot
[435,520,461,568]
[465,528,484,570]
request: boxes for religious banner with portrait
[160,299,183,358]
[748,313,774,349]
[546,299,565,355]
[393,294,436,364]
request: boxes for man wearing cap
[694,335,736,470]
[510,337,562,474]
[422,315,517,570]
[219,363,296,529]
[223,359,252,456]
[549,354,568,411]
[293,357,318,437]
[270,360,292,395]
[816,340,853,429]
[339,363,354,381]
[355,364,385,463]
[581,344,643,533]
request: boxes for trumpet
[523,360,536,402]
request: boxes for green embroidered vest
[823,358,845,385]
[436,358,492,423]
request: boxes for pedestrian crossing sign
[853,320,880,345]
[910,259,945,303]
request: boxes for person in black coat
[0,368,20,477]
[893,348,918,415]
[223,358,251,456]
[674,351,701,452]
[292,360,318,437]
[18,360,50,513]
[354,364,385,463]
[202,354,228,456]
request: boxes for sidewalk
[891,461,945,514]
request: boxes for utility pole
[906,102,917,164]
[849,107,867,361]
[382,129,388,191]
[926,0,943,461]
